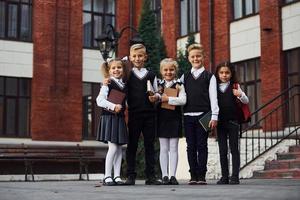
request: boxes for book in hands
[107,89,126,104]
[106,89,126,113]
[147,80,155,96]
[198,111,212,132]
[161,87,178,110]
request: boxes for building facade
[0,0,299,143]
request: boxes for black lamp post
[95,24,142,60]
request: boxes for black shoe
[125,176,135,185]
[113,176,125,186]
[162,176,169,185]
[169,176,179,185]
[103,176,116,186]
[188,172,198,185]
[229,177,240,185]
[145,177,162,185]
[197,175,207,185]
[217,177,229,185]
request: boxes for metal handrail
[240,127,300,170]
[240,84,300,170]
[250,84,300,117]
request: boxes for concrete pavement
[0,179,299,200]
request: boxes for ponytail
[101,61,110,78]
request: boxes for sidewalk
[0,179,299,200]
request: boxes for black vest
[101,79,127,116]
[217,83,237,121]
[183,70,212,113]
[127,70,156,113]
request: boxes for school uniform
[126,67,158,179]
[157,80,185,138]
[180,67,219,182]
[96,78,128,145]
[217,82,248,179]
[157,79,186,182]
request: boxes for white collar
[219,81,230,92]
[165,79,176,84]
[110,77,124,88]
[191,66,205,73]
[132,67,147,72]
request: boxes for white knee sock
[105,142,118,180]
[159,138,170,177]
[113,145,123,178]
[169,138,179,177]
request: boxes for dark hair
[215,61,239,84]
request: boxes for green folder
[198,111,212,132]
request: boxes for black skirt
[157,108,182,138]
[96,115,128,145]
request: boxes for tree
[138,0,166,75]
[177,34,195,77]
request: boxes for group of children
[96,42,249,186]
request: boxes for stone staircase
[252,145,300,179]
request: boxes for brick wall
[199,0,210,68]
[260,0,284,130]
[212,0,231,69]
[161,0,179,58]
[31,0,82,141]
[116,0,130,58]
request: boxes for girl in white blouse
[96,58,127,186]
[215,61,249,185]
[157,58,187,185]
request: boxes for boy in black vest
[125,44,161,185]
[180,43,219,185]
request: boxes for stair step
[253,169,300,179]
[264,159,300,170]
[277,152,300,160]
[289,145,300,153]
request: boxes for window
[233,59,261,123]
[82,82,101,139]
[283,0,300,4]
[0,76,31,137]
[0,0,32,41]
[83,0,115,48]
[233,0,259,20]
[180,0,199,36]
[150,0,161,32]
[285,48,300,125]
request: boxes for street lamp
[95,24,142,60]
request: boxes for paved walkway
[0,179,299,200]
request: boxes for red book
[107,89,126,104]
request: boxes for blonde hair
[187,43,204,53]
[130,43,147,53]
[101,58,124,78]
[160,58,179,73]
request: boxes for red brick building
[0,0,299,142]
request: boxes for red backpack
[233,83,251,123]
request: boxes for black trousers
[217,120,240,178]
[126,112,156,179]
[184,115,208,177]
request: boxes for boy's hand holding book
[148,94,158,103]
[209,120,218,129]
